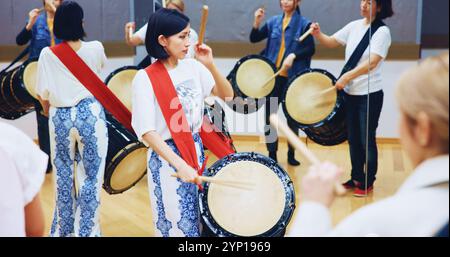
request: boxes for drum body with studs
[103,113,148,194]
[282,68,347,146]
[226,55,276,114]
[102,66,147,194]
[0,58,37,119]
[203,100,236,153]
[199,152,295,237]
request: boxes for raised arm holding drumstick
[249,0,315,166]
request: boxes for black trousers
[344,90,384,186]
[34,101,52,172]
[264,76,299,153]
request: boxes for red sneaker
[342,180,361,190]
[353,185,374,197]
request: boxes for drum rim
[229,55,277,100]
[225,55,275,115]
[199,152,296,237]
[104,66,139,86]
[303,127,348,146]
[18,57,39,84]
[282,68,343,128]
[103,141,147,195]
[19,57,39,100]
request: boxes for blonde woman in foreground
[287,52,449,237]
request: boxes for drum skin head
[207,161,286,237]
[285,72,337,125]
[236,59,275,99]
[109,145,147,192]
[107,69,138,112]
[23,61,38,99]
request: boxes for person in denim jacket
[16,0,63,173]
[250,0,315,166]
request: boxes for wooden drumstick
[298,27,314,43]
[262,69,284,88]
[171,174,255,190]
[269,114,347,196]
[314,86,337,98]
[128,26,134,39]
[198,5,209,45]
[37,7,45,13]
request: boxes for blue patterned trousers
[147,133,205,237]
[48,98,108,237]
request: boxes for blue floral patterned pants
[48,98,108,237]
[147,133,205,237]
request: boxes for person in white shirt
[125,0,199,62]
[288,52,449,237]
[36,1,108,237]
[310,0,394,197]
[0,122,48,237]
[131,8,233,237]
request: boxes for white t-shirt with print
[0,122,48,237]
[131,59,215,144]
[135,24,199,59]
[36,41,107,107]
[332,19,391,95]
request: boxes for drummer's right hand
[253,8,265,28]
[26,9,40,31]
[176,164,201,185]
[300,162,343,208]
[310,22,321,37]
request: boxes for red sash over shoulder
[50,42,133,132]
[145,60,203,173]
[145,60,235,175]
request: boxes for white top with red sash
[37,41,133,133]
[132,59,235,176]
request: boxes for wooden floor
[40,137,414,236]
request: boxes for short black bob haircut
[375,0,394,20]
[54,1,86,41]
[145,8,190,59]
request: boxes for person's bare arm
[142,132,200,184]
[125,22,145,47]
[24,194,45,237]
[310,23,341,49]
[37,96,50,117]
[335,54,383,90]
[195,44,234,101]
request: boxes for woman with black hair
[310,0,394,197]
[131,8,233,237]
[250,0,315,166]
[36,1,108,237]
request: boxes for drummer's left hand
[281,53,296,71]
[195,44,214,69]
[335,73,351,90]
